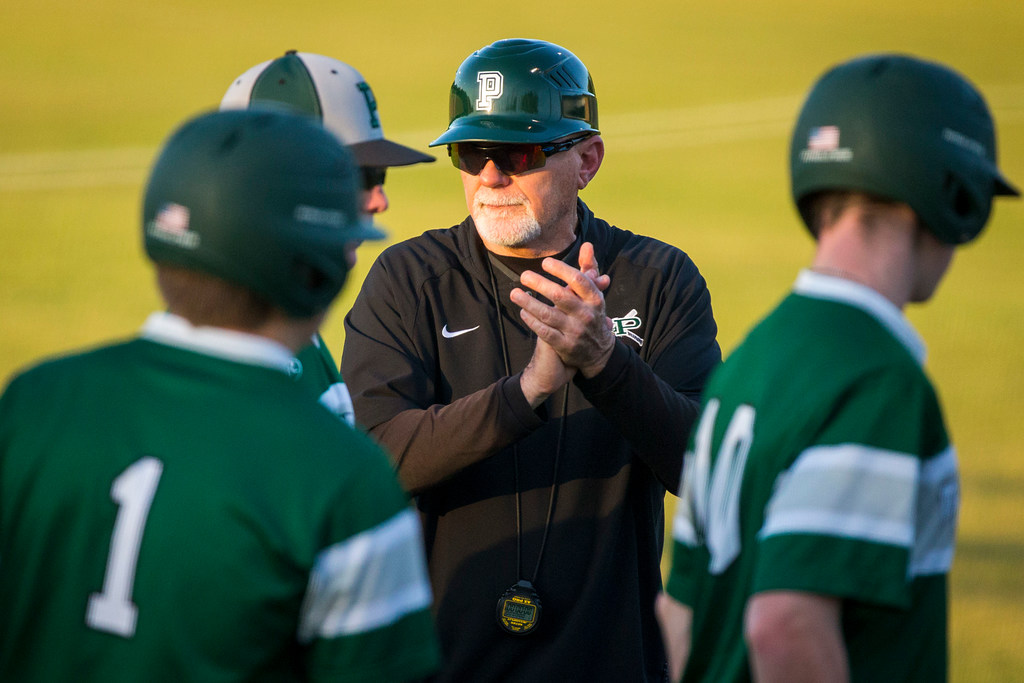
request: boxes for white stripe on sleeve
[908,446,958,576]
[318,382,355,426]
[297,508,432,643]
[760,443,919,547]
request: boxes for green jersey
[293,334,354,426]
[0,313,439,682]
[667,271,957,683]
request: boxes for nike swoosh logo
[442,324,480,338]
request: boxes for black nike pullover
[342,200,721,682]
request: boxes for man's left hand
[511,242,614,378]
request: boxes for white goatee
[472,191,542,248]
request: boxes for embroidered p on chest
[611,309,644,347]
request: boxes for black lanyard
[486,253,570,636]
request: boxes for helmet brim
[429,115,598,147]
[349,215,388,241]
[995,173,1020,197]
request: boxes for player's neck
[249,313,324,353]
[813,209,918,309]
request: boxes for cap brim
[347,138,434,167]
[995,174,1020,198]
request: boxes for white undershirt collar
[794,269,927,365]
[140,312,297,374]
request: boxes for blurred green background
[2,1,1021,680]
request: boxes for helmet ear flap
[290,254,349,309]
[936,170,990,244]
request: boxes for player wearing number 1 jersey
[0,109,439,682]
[656,54,1018,682]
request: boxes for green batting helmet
[430,38,599,146]
[143,109,383,317]
[791,53,1018,245]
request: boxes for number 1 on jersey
[86,456,163,638]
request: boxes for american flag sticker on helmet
[148,203,200,248]
[808,126,840,151]
[155,203,190,233]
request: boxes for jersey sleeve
[665,452,706,607]
[299,433,440,682]
[665,526,707,609]
[293,336,355,426]
[753,366,953,610]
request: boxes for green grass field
[2,1,1022,679]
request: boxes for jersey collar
[793,269,927,365]
[140,312,297,374]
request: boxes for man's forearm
[575,342,701,489]
[368,376,541,495]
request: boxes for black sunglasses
[360,167,387,190]
[448,134,593,176]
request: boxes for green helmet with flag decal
[791,53,1019,245]
[143,108,383,318]
[430,38,599,146]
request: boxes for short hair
[155,264,274,330]
[798,190,914,238]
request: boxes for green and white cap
[221,51,434,167]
